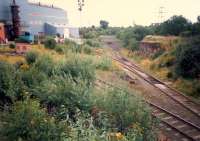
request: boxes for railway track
[101,36,200,140]
[95,78,200,141]
[113,55,200,116]
[111,54,200,140]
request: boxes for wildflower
[116,132,123,140]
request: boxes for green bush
[58,56,95,84]
[85,39,100,47]
[96,57,112,71]
[25,51,38,64]
[151,49,165,60]
[32,75,93,119]
[175,38,200,78]
[33,55,55,76]
[64,39,76,46]
[127,38,139,52]
[9,43,16,49]
[44,37,56,49]
[55,45,65,53]
[191,81,200,97]
[21,67,47,88]
[83,45,92,54]
[64,39,82,53]
[0,99,66,141]
[0,61,22,101]
[94,88,156,140]
[68,114,108,141]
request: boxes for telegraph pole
[78,0,84,28]
[158,6,166,23]
[77,0,84,43]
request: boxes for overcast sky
[30,0,200,27]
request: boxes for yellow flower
[20,64,29,71]
[116,132,123,140]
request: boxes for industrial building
[0,0,79,43]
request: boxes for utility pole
[77,0,84,43]
[158,6,166,24]
[78,0,84,28]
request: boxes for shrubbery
[0,41,158,140]
[25,51,38,64]
[83,45,92,54]
[96,57,112,71]
[58,56,95,84]
[9,43,16,49]
[0,99,67,141]
[94,88,156,140]
[0,61,16,100]
[44,37,56,49]
[34,55,55,76]
[85,39,100,47]
[175,37,200,78]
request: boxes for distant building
[0,0,79,40]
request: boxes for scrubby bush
[85,39,100,47]
[64,39,82,53]
[127,38,139,52]
[32,75,93,118]
[151,49,165,60]
[58,56,95,84]
[83,45,92,54]
[55,45,65,53]
[34,55,55,76]
[64,39,77,46]
[157,53,175,68]
[44,37,56,49]
[9,43,16,49]
[0,61,16,100]
[0,99,67,141]
[96,57,112,71]
[175,38,200,78]
[25,51,38,64]
[94,88,156,140]
[21,67,47,88]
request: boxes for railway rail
[95,78,200,141]
[101,36,200,140]
[113,55,200,117]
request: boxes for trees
[175,37,200,78]
[197,16,200,23]
[100,20,109,29]
[157,15,191,36]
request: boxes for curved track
[96,78,200,141]
[113,55,200,117]
[100,36,200,140]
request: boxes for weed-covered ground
[120,36,200,101]
[0,39,157,141]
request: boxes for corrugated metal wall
[0,0,69,36]
[16,0,69,35]
[0,0,12,23]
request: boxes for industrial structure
[0,0,79,43]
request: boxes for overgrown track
[111,54,200,141]
[100,36,200,140]
[95,78,200,141]
[113,55,200,117]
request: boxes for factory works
[0,0,79,43]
